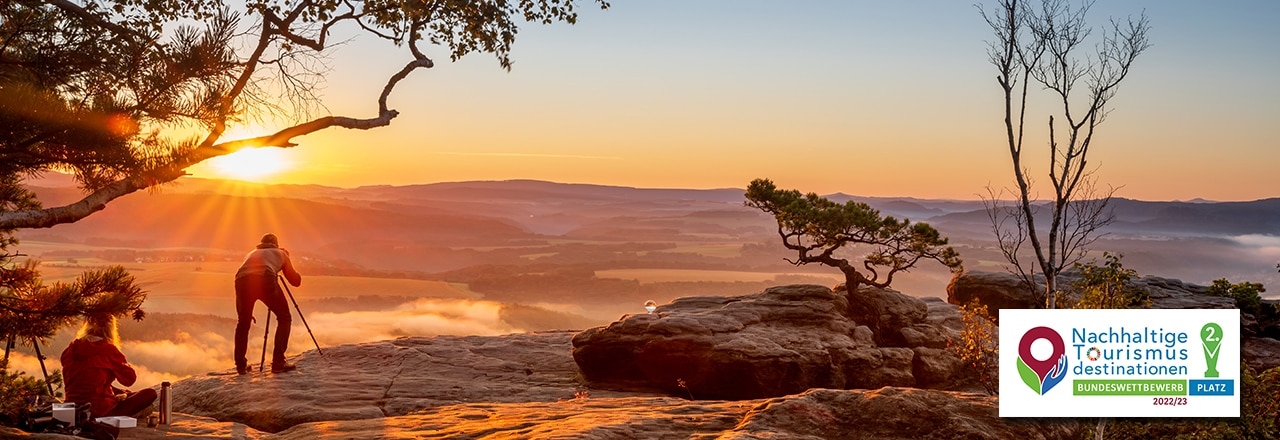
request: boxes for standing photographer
[232,233,302,374]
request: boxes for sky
[186,1,1280,201]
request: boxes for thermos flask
[159,381,171,425]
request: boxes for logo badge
[1016,326,1067,395]
[1000,309,1240,417]
[1201,322,1222,378]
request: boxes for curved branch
[380,58,434,114]
[0,110,401,230]
[44,0,145,41]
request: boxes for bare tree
[979,0,1150,308]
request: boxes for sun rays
[162,179,324,255]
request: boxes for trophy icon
[1201,322,1222,378]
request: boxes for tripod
[258,274,324,372]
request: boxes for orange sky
[187,1,1280,202]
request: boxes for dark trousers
[233,273,292,368]
[105,388,157,418]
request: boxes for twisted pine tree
[745,178,962,344]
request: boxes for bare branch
[982,0,1148,308]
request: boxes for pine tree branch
[43,0,144,41]
[0,111,400,230]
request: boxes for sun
[206,148,292,182]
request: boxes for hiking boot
[236,365,250,375]
[271,362,297,374]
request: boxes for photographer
[232,233,302,374]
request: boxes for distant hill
[26,190,535,251]
[17,177,1280,295]
[929,197,1280,237]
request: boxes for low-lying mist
[8,297,600,391]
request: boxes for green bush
[1063,253,1150,310]
[1206,279,1265,316]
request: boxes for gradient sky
[185,1,1280,201]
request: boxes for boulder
[949,271,1280,374]
[1136,276,1235,310]
[572,284,971,400]
[948,271,1239,314]
[911,347,968,389]
[1244,337,1280,373]
[947,271,1040,313]
[922,296,963,330]
[834,283,930,346]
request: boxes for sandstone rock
[271,396,758,439]
[912,347,967,389]
[0,428,75,439]
[1136,276,1234,310]
[842,348,916,389]
[264,388,1083,440]
[173,331,649,433]
[724,388,1082,440]
[1244,337,1280,373]
[573,284,973,400]
[835,283,929,346]
[922,296,963,330]
[0,413,268,439]
[948,271,1239,314]
[947,271,1040,313]
[901,323,954,349]
[573,285,877,400]
[28,328,1077,439]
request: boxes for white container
[52,403,76,426]
[94,416,137,428]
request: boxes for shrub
[1063,252,1150,310]
[1206,279,1266,316]
[949,300,999,395]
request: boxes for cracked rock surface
[171,331,646,433]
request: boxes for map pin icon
[1201,322,1222,378]
[1018,326,1065,389]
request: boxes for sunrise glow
[205,148,292,182]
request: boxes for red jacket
[60,338,137,416]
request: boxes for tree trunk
[841,268,888,345]
[1046,271,1058,309]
